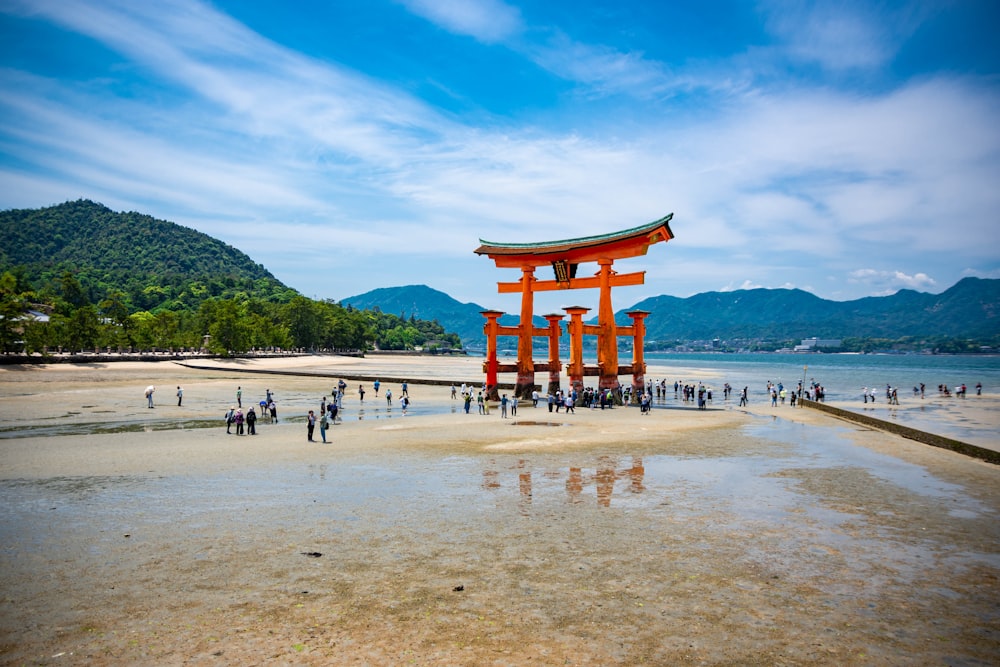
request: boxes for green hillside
[0,199,293,309]
[0,201,462,355]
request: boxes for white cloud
[758,0,921,72]
[847,269,938,294]
[1,0,997,306]
[397,0,522,43]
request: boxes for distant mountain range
[342,279,1000,347]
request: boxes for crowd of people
[146,372,985,444]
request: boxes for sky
[1,0,999,316]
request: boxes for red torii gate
[474,214,674,400]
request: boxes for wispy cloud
[1,0,997,305]
[396,0,523,43]
[848,269,937,295]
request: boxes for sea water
[641,352,1000,401]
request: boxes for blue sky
[1,0,998,316]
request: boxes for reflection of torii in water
[475,215,674,401]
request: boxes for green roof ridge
[478,213,672,249]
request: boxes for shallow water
[1,410,998,664]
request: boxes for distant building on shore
[794,337,842,352]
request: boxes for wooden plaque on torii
[474,214,674,401]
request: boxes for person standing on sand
[401,381,408,397]
[385,388,392,407]
[359,385,365,403]
[500,394,508,418]
[451,384,457,399]
[236,386,242,408]
[319,410,328,443]
[145,386,155,408]
[234,408,244,435]
[307,410,316,441]
[511,395,518,416]
[176,386,183,406]
[246,407,257,435]
[373,379,380,397]
[225,406,235,433]
[268,399,278,423]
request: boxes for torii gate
[475,214,674,401]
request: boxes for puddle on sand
[0,419,223,439]
[509,420,571,427]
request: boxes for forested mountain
[0,201,461,355]
[342,284,543,344]
[342,279,1000,351]
[634,277,1000,342]
[0,199,292,308]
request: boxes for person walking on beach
[401,381,408,398]
[359,385,365,403]
[236,386,242,408]
[176,386,183,406]
[307,410,316,441]
[401,396,410,414]
[319,410,329,443]
[463,392,472,413]
[246,407,257,435]
[385,388,392,407]
[739,387,748,407]
[477,391,485,415]
[451,384,457,399]
[373,380,380,397]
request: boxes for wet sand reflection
[481,455,648,508]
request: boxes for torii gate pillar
[627,310,650,400]
[563,306,590,395]
[543,313,564,396]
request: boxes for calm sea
[641,352,1000,401]
[638,352,999,447]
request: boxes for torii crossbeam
[474,214,674,400]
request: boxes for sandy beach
[1,355,998,665]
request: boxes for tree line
[0,269,462,356]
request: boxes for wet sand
[1,356,998,665]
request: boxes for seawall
[801,399,999,465]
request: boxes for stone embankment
[802,398,1000,464]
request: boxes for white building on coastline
[794,337,842,352]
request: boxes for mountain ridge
[343,279,1000,348]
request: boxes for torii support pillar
[596,259,620,392]
[627,310,650,400]
[515,267,537,399]
[543,313,564,396]
[481,310,504,401]
[563,306,590,395]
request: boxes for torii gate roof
[475,214,673,268]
